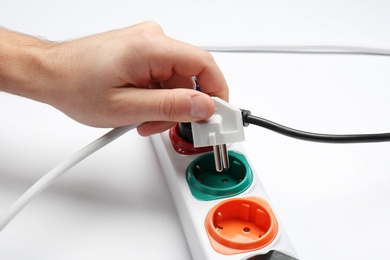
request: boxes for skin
[0,21,229,136]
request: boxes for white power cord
[201,44,390,56]
[0,124,140,231]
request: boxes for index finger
[149,37,229,101]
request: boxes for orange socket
[205,197,279,255]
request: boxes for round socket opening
[205,197,279,255]
[186,151,253,201]
[169,123,213,155]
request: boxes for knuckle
[141,21,164,32]
[159,92,178,119]
[138,22,165,44]
[201,51,216,65]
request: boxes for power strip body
[151,131,298,260]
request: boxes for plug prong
[213,145,223,172]
[220,144,229,169]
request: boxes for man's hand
[0,22,229,135]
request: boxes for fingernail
[190,95,210,119]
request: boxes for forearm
[0,28,53,102]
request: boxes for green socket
[186,151,253,201]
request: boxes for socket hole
[186,151,253,200]
[205,197,279,254]
[196,177,203,183]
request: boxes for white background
[1,1,390,259]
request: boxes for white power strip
[151,129,299,260]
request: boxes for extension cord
[150,129,299,260]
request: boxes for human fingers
[137,121,175,136]
[100,87,215,129]
[148,41,229,101]
[160,74,196,90]
[128,87,214,122]
[123,24,229,100]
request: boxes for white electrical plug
[191,97,245,172]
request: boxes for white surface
[2,1,390,259]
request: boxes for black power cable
[241,109,390,143]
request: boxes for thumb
[124,87,215,123]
